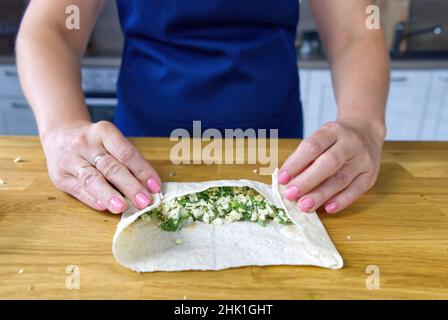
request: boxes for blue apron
[114,0,302,138]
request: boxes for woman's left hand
[278,117,386,214]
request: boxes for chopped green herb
[140,186,292,232]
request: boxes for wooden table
[0,137,447,299]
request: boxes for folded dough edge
[112,169,343,272]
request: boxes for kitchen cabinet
[0,98,38,135]
[1,63,447,140]
[0,65,119,135]
[386,71,432,140]
[303,70,338,138]
[299,69,448,141]
[0,65,23,97]
[421,71,448,140]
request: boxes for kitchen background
[0,0,447,140]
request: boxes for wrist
[40,119,91,146]
[336,115,386,143]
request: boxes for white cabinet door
[435,72,448,141]
[299,69,311,136]
[421,71,448,141]
[0,98,38,135]
[386,71,432,141]
[302,69,434,141]
[0,65,23,97]
[305,70,337,138]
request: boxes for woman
[16,0,389,215]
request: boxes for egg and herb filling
[139,186,292,232]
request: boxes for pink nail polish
[278,171,291,185]
[135,192,151,209]
[298,198,315,212]
[284,185,300,200]
[95,200,106,211]
[325,202,339,214]
[147,178,160,193]
[109,196,126,213]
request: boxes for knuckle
[350,133,363,149]
[68,134,88,150]
[94,120,113,132]
[325,121,342,132]
[123,180,137,194]
[69,183,83,197]
[353,184,367,197]
[334,170,350,187]
[51,174,64,189]
[134,167,150,182]
[79,168,100,190]
[56,156,69,173]
[366,174,378,190]
[302,138,321,155]
[366,155,379,169]
[102,156,125,178]
[116,147,136,164]
[320,152,341,168]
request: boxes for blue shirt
[115,0,302,138]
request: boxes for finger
[278,122,338,185]
[295,164,362,213]
[283,140,354,201]
[76,166,127,214]
[58,175,107,211]
[323,173,373,214]
[95,121,162,193]
[63,156,127,213]
[94,153,153,210]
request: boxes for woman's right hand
[41,120,161,213]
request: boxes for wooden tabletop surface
[0,137,447,299]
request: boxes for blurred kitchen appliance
[299,31,323,58]
[0,0,27,55]
[408,0,448,52]
[375,0,411,51]
[391,22,444,57]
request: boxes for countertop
[0,137,447,299]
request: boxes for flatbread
[112,169,343,272]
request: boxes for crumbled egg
[140,186,292,232]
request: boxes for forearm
[16,25,90,140]
[328,33,390,136]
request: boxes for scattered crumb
[0,179,4,186]
[28,285,34,291]
[253,169,259,174]
[346,236,352,240]
[175,239,183,245]
[13,157,26,163]
[169,172,176,177]
[47,196,56,200]
[17,269,24,274]
[104,219,108,223]
[183,296,187,300]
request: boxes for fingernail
[284,185,300,200]
[147,178,160,193]
[298,198,315,212]
[325,201,339,214]
[95,200,106,211]
[109,196,126,213]
[278,171,291,185]
[135,192,151,209]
